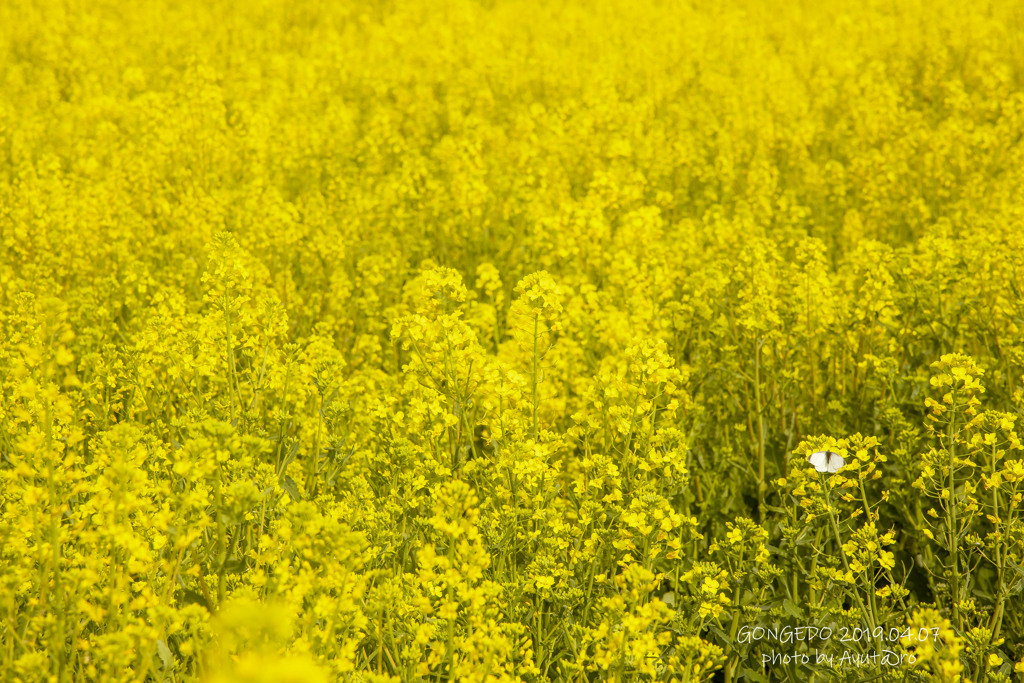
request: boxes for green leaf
[740,666,769,683]
[156,639,174,670]
[281,441,299,471]
[783,599,802,619]
[707,622,730,644]
[223,557,248,574]
[180,588,209,610]
[280,475,301,501]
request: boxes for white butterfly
[807,450,845,473]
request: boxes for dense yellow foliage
[3,0,1024,681]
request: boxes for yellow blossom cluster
[4,0,1024,681]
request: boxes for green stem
[823,478,881,654]
[214,464,226,607]
[754,338,766,524]
[946,404,960,630]
[224,286,239,423]
[532,315,539,442]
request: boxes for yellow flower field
[3,0,1024,680]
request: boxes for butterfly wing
[807,451,828,472]
[807,450,844,473]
